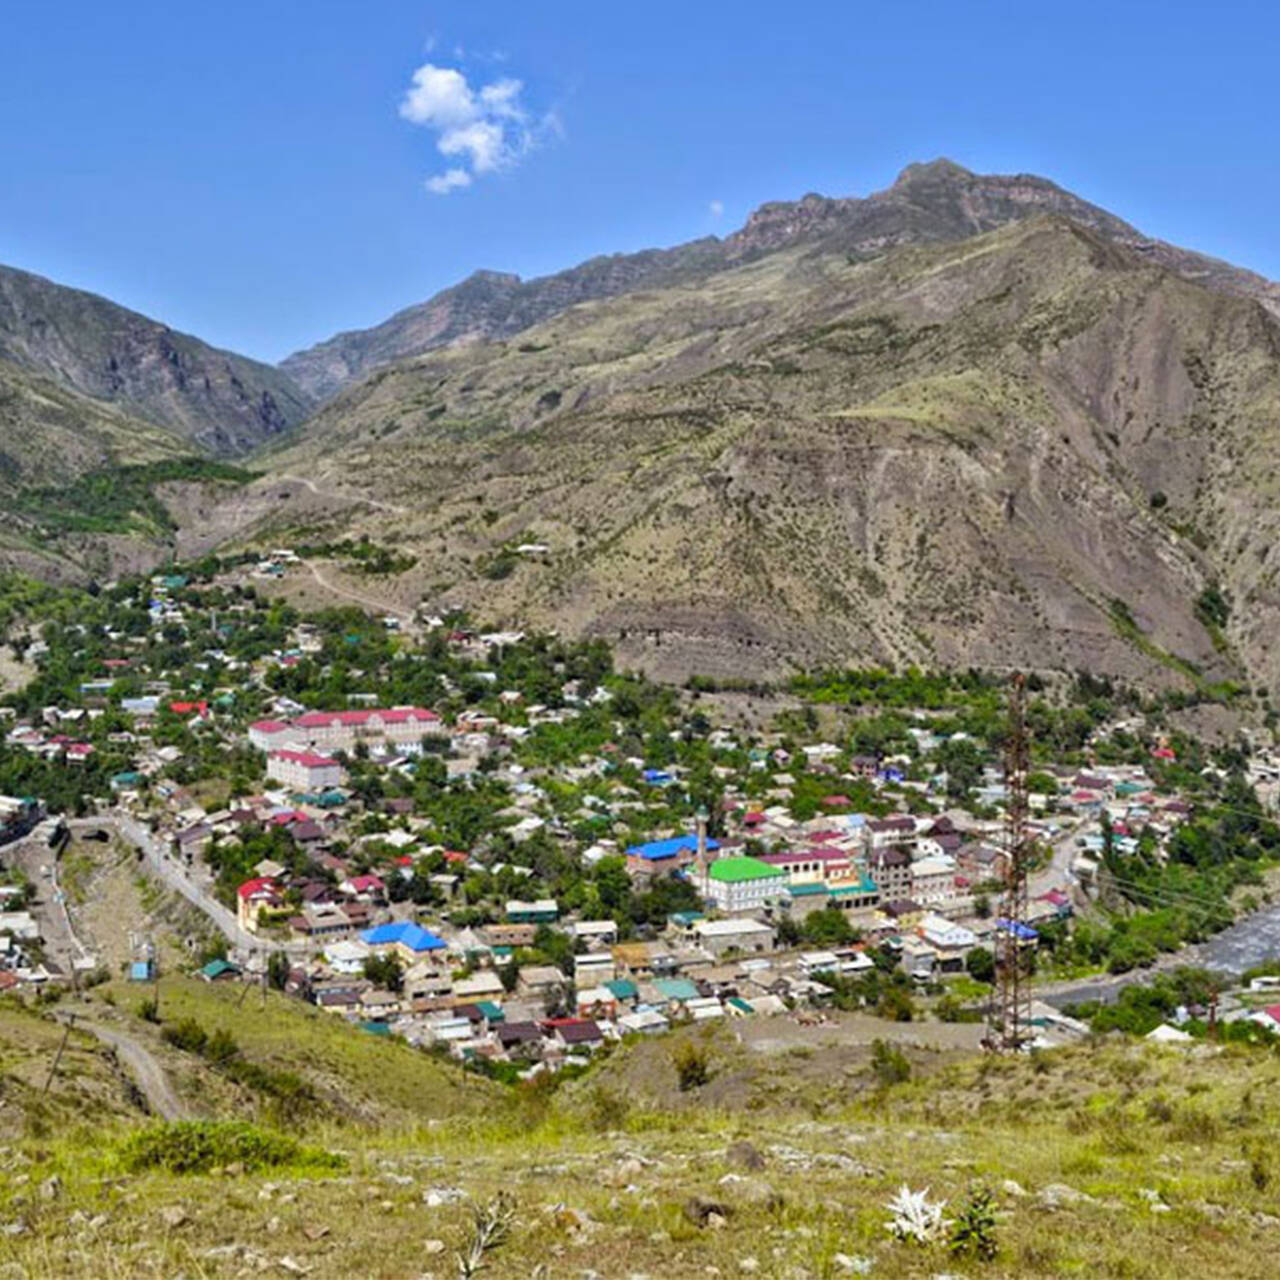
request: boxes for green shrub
[871,1038,911,1086]
[949,1185,999,1261]
[162,1017,208,1055]
[672,1040,712,1092]
[202,1028,238,1065]
[119,1121,344,1175]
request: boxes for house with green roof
[695,855,789,916]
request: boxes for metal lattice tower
[989,672,1033,1052]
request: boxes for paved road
[1028,817,1085,899]
[4,832,95,975]
[59,1013,189,1121]
[68,815,310,960]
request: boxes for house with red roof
[1248,1004,1280,1034]
[248,706,443,754]
[759,845,855,885]
[343,873,387,904]
[236,877,283,932]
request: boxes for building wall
[267,754,343,791]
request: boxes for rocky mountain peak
[889,156,975,187]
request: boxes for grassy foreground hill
[2,992,1278,1278]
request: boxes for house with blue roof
[625,834,718,874]
[361,921,447,963]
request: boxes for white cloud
[425,168,472,195]
[709,199,725,219]
[438,120,506,173]
[400,61,550,194]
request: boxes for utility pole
[989,673,1033,1053]
[43,1014,75,1096]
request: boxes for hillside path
[274,473,408,515]
[66,815,310,959]
[59,1014,189,1121]
[304,561,411,621]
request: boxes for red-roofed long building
[248,707,442,754]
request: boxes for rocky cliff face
[0,265,313,455]
[260,210,1280,689]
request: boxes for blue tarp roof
[626,834,720,861]
[997,918,1039,941]
[361,921,446,952]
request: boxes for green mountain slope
[0,360,259,579]
[0,264,313,455]
[261,211,1280,688]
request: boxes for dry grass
[1,1031,1278,1278]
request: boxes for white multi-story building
[910,856,958,907]
[267,748,344,792]
[694,855,789,916]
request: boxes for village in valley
[3,551,1280,1081]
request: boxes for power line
[1099,873,1243,915]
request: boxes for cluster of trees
[775,907,861,948]
[813,948,918,1021]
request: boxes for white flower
[884,1184,950,1244]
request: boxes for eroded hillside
[254,214,1280,687]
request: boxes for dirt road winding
[63,1015,189,1121]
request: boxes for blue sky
[3,1,1279,362]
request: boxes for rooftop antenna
[989,672,1033,1053]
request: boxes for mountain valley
[7,161,1280,690]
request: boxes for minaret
[694,805,710,888]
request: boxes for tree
[936,737,986,800]
[876,986,916,1022]
[593,856,632,915]
[801,906,857,947]
[965,946,995,984]
[363,952,403,993]
[672,1039,711,1091]
[266,951,290,991]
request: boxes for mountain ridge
[256,207,1280,690]
[279,159,1280,402]
[0,263,314,455]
